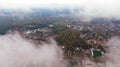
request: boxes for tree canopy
[55,29,89,50]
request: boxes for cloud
[74,36,120,67]
[105,36,120,67]
[77,0,120,19]
[0,33,67,67]
[0,30,119,67]
[0,0,120,19]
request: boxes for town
[9,18,120,62]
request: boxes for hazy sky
[0,0,80,8]
[0,0,119,8]
[0,0,120,18]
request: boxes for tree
[52,24,67,34]
[56,29,89,50]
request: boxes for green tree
[52,25,67,34]
[56,29,89,50]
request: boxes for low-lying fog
[80,36,120,67]
[0,32,119,67]
[0,33,67,67]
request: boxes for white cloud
[0,33,67,67]
[78,0,120,18]
[0,0,120,18]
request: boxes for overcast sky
[0,0,119,8]
[0,0,120,18]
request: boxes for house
[91,48,104,57]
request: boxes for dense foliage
[55,29,90,51]
[52,25,67,34]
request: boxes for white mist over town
[0,0,120,67]
[0,33,119,67]
[0,33,67,67]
